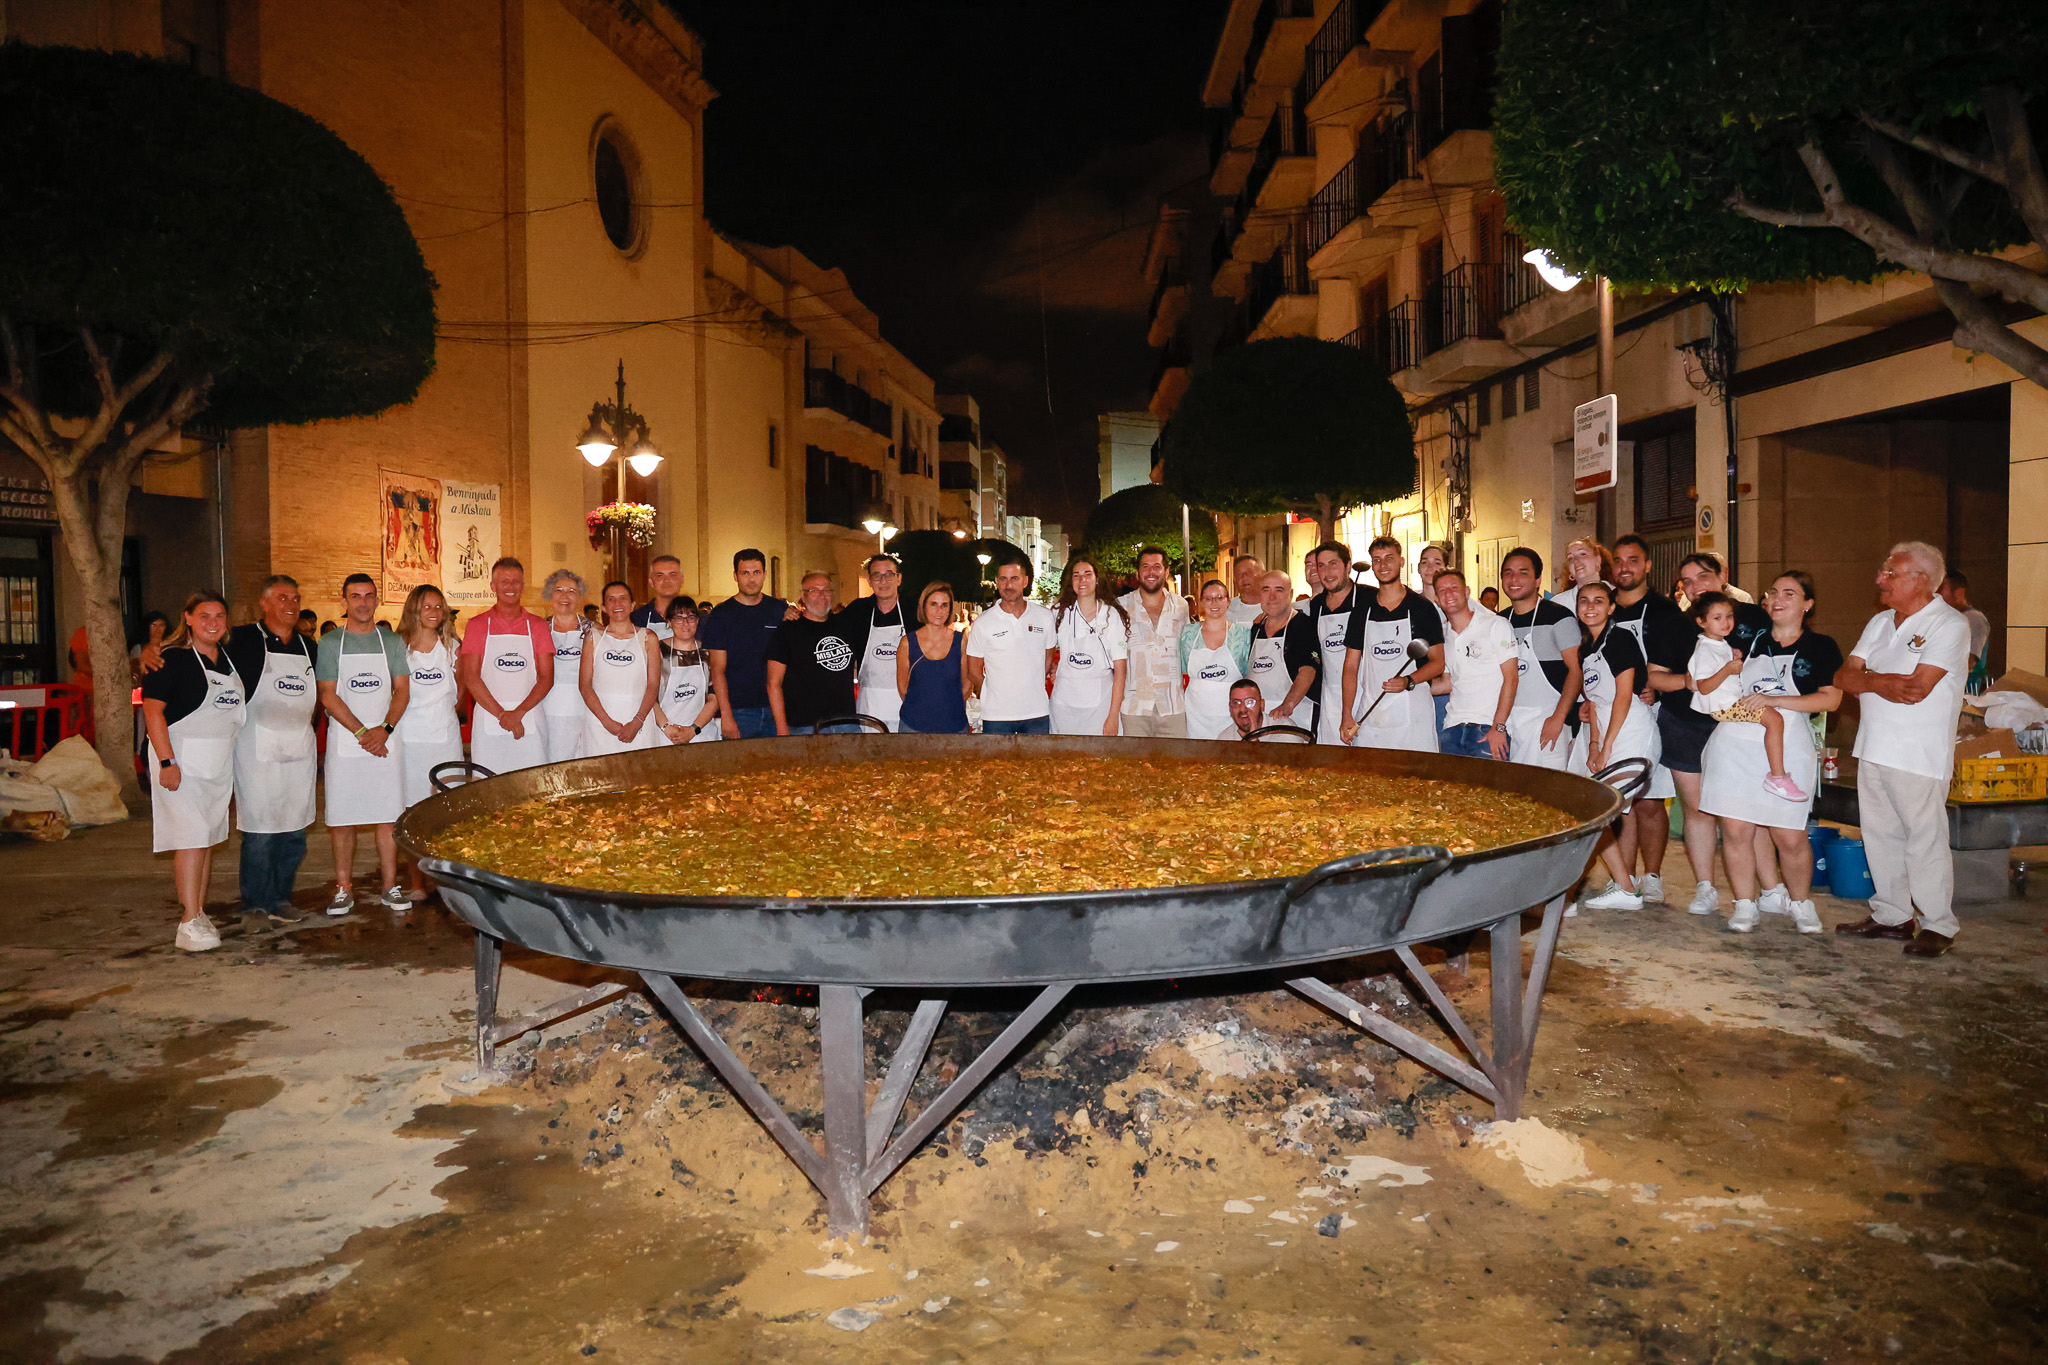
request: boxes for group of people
[139,531,1972,961]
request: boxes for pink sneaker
[1763,773,1807,801]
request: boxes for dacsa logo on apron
[493,654,528,672]
[346,675,382,693]
[603,648,637,667]
[412,667,445,686]
[274,674,308,696]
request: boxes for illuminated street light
[577,418,616,466]
[1522,248,1583,293]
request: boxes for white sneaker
[1563,901,1579,918]
[327,886,355,916]
[1727,899,1760,933]
[378,886,410,911]
[1584,885,1644,912]
[1686,881,1720,916]
[1789,899,1824,934]
[1759,884,1790,916]
[175,915,221,952]
[1637,873,1665,903]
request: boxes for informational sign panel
[1573,394,1619,495]
[378,468,442,605]
[439,480,503,610]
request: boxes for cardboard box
[1955,728,2021,759]
[1988,670,2048,708]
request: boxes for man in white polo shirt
[1833,541,1971,958]
[1434,568,1517,759]
[965,560,1056,735]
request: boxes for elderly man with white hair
[1832,541,1971,958]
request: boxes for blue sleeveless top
[898,630,968,734]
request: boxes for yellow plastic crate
[1949,753,2048,804]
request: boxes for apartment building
[1155,0,2039,670]
[936,393,986,538]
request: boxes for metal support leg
[1292,894,1572,1118]
[1487,913,1527,1120]
[474,932,502,1074]
[818,986,871,1239]
[640,974,1070,1238]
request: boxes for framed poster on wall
[439,480,502,611]
[379,469,442,605]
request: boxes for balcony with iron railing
[1425,261,1503,355]
[1305,111,1412,260]
[1306,154,1361,258]
[1243,0,1315,91]
[1303,0,1391,106]
[1498,233,1544,316]
[1245,96,1310,209]
[806,367,892,438]
[1384,300,1421,374]
[1335,306,1393,375]
[1245,226,1313,335]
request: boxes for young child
[1689,592,1804,800]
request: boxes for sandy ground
[3,815,2046,1363]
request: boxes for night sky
[680,0,1230,533]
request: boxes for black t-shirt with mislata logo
[767,613,860,729]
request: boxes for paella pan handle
[1242,724,1315,744]
[808,714,891,735]
[1281,844,1453,907]
[1590,756,1653,802]
[430,759,498,794]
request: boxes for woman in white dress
[141,591,245,952]
[540,569,590,764]
[655,597,721,744]
[1179,580,1252,742]
[1698,571,1845,935]
[1572,581,1659,912]
[394,584,465,900]
[580,580,660,754]
[1049,554,1129,736]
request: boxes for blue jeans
[730,706,774,740]
[1441,723,1501,760]
[984,716,1051,736]
[1433,691,1449,733]
[239,829,307,912]
[809,722,865,735]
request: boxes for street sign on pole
[1573,394,1618,495]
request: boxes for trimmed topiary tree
[1159,337,1414,541]
[0,45,437,789]
[1080,484,1221,584]
[1495,0,2048,388]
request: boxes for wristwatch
[159,755,178,770]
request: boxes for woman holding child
[1696,571,1844,936]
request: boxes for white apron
[584,628,656,753]
[152,654,245,852]
[1248,624,1295,716]
[1352,609,1438,753]
[1051,603,1122,735]
[542,625,587,764]
[397,640,465,807]
[1505,614,1574,771]
[325,635,406,828]
[1313,594,1354,746]
[233,642,316,835]
[1572,632,1658,789]
[856,608,904,732]
[471,622,549,774]
[1611,608,1675,799]
[1183,634,1237,743]
[1697,647,1819,831]
[657,655,721,743]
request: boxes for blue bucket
[1808,824,1838,881]
[1827,837,1875,899]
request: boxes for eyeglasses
[869,568,900,580]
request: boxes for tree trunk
[1314,496,1338,545]
[45,471,144,804]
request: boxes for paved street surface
[4,817,2046,1363]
